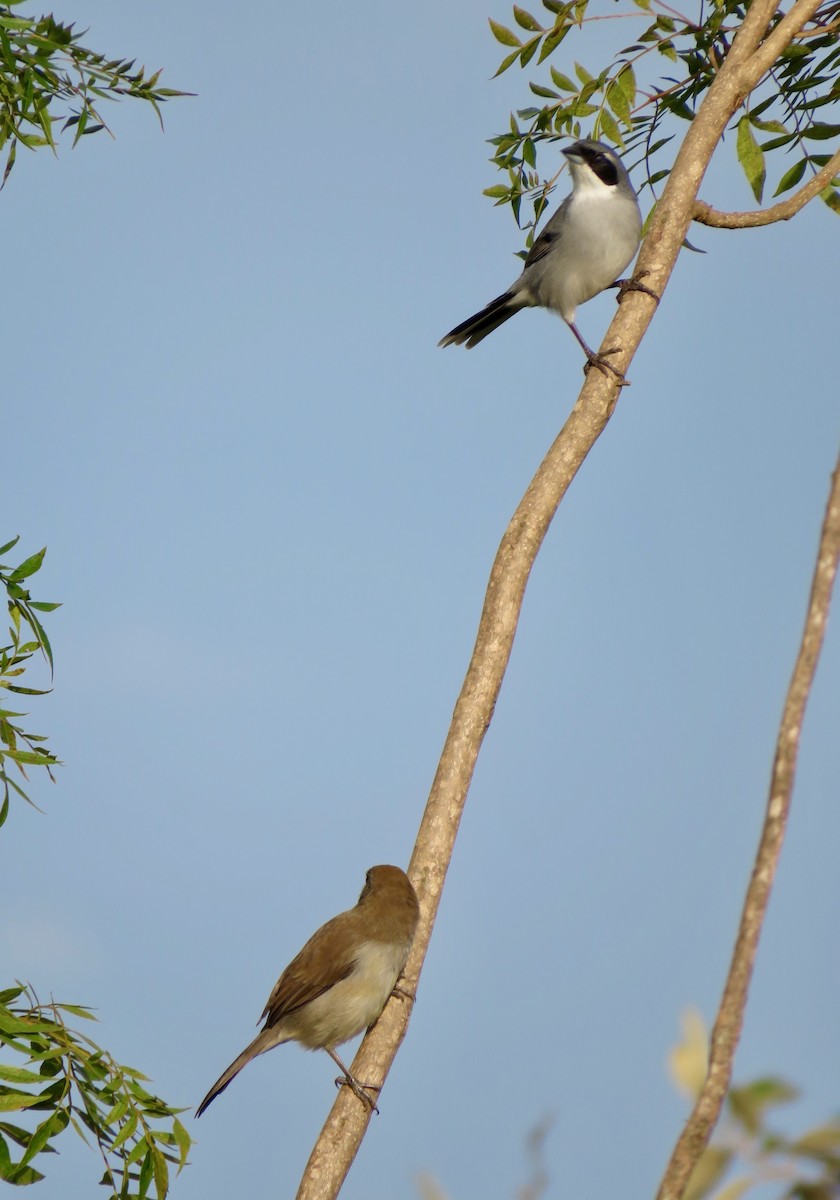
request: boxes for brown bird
[196,864,419,1116]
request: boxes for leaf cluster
[0,536,60,826]
[0,984,191,1196]
[0,1,190,188]
[688,1078,840,1200]
[486,0,840,243]
[670,1012,840,1200]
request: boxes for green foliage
[0,536,60,826]
[485,0,840,244]
[0,984,192,1196]
[0,1,189,188]
[670,1011,840,1200]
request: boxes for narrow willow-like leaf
[736,114,765,202]
[773,157,807,195]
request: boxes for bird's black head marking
[565,141,620,188]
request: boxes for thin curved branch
[294,0,828,1194]
[654,451,840,1200]
[694,146,840,226]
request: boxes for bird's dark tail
[195,1028,281,1117]
[438,291,525,349]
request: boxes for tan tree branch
[654,451,840,1200]
[294,0,830,1194]
[694,147,840,227]
[691,145,840,226]
[747,0,828,80]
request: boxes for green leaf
[0,537,20,557]
[550,67,576,91]
[663,96,694,120]
[151,1142,169,1198]
[171,1118,191,1169]
[598,108,623,147]
[618,64,636,106]
[0,1092,45,1113]
[760,132,797,152]
[574,60,593,84]
[537,23,569,61]
[519,36,540,67]
[18,1109,67,1169]
[489,18,522,46]
[736,114,765,202]
[773,158,807,196]
[8,548,46,582]
[729,1077,798,1135]
[607,79,631,124]
[55,1004,96,1021]
[658,40,678,62]
[803,122,840,139]
[749,116,787,134]
[138,1146,154,1194]
[4,1160,45,1184]
[493,48,521,76]
[0,1064,45,1084]
[820,186,840,214]
[111,1108,138,1151]
[530,83,559,98]
[513,5,542,30]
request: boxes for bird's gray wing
[522,195,572,270]
[259,910,360,1026]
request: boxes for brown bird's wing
[260,910,360,1027]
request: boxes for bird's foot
[335,1073,381,1114]
[583,347,630,387]
[391,984,416,1003]
[612,270,660,305]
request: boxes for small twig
[694,146,840,225]
[654,450,840,1200]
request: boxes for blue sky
[2,1,839,1197]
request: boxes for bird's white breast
[532,189,641,323]
[292,939,410,1050]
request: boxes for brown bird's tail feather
[196,1028,284,1117]
[438,291,524,349]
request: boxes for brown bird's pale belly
[284,939,411,1050]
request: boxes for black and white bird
[439,139,643,375]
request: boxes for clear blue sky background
[2,1,839,1197]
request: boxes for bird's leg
[611,269,660,305]
[327,1048,380,1113]
[567,321,629,386]
[391,983,415,1003]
